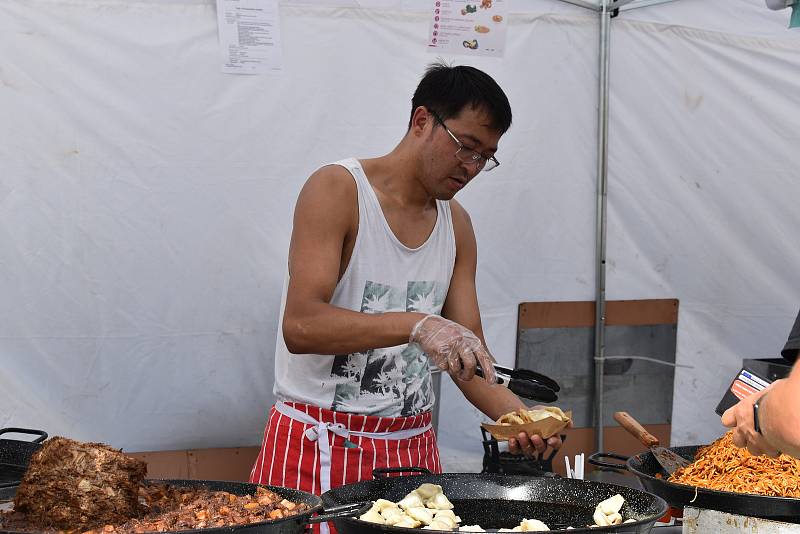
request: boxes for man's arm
[282,165,424,355]
[760,364,800,457]
[442,200,565,456]
[723,361,800,458]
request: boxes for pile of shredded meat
[0,436,310,533]
[0,483,310,533]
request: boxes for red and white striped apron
[250,401,441,534]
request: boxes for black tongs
[475,363,560,403]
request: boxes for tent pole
[594,0,611,454]
[552,0,679,453]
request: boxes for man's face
[418,106,503,200]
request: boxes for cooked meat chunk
[14,437,147,530]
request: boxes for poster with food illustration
[427,0,507,58]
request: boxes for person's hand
[721,388,781,457]
[409,315,496,383]
[507,407,572,459]
[507,432,562,459]
[508,428,571,459]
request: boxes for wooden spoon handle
[614,411,660,448]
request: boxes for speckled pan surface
[0,429,47,488]
[627,445,800,522]
[0,441,38,469]
[322,472,668,533]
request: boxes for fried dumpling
[416,483,444,500]
[593,494,625,526]
[426,492,454,510]
[380,506,404,521]
[398,491,425,509]
[434,509,459,522]
[373,498,400,512]
[519,518,550,531]
[596,494,625,515]
[384,512,408,526]
[424,519,455,530]
[432,512,458,528]
[593,509,610,526]
[359,508,386,524]
[407,506,435,525]
[394,515,422,528]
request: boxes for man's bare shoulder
[292,164,359,239]
[448,198,475,234]
[299,164,358,205]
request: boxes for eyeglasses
[429,110,500,172]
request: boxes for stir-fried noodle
[669,431,800,498]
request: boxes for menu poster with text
[216,0,283,74]
[427,0,507,58]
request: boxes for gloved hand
[409,315,496,384]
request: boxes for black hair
[409,62,512,134]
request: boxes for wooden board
[516,298,679,429]
[129,447,259,481]
[518,299,679,329]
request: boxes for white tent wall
[0,0,798,470]
[606,14,800,445]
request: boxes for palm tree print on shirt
[330,280,445,416]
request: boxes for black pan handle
[588,451,630,471]
[306,502,372,524]
[0,428,48,444]
[372,466,431,478]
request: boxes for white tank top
[273,158,457,417]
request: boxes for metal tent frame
[553,0,680,453]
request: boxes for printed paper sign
[216,0,283,74]
[427,0,507,58]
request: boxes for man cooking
[249,63,565,507]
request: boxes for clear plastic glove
[409,315,496,384]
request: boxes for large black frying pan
[589,446,800,523]
[0,429,47,489]
[0,479,368,534]
[321,467,668,533]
